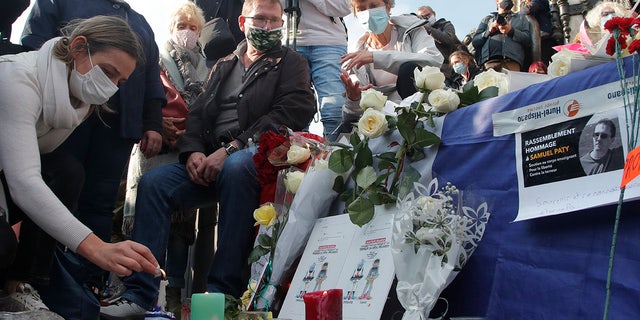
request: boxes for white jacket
[0,38,92,251]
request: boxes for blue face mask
[357,6,390,34]
[453,62,467,75]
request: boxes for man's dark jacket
[179,40,316,162]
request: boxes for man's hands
[489,19,512,36]
[186,147,229,186]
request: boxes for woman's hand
[139,130,163,158]
[340,69,372,101]
[341,50,374,71]
[76,233,158,276]
[162,117,186,148]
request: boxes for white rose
[357,108,388,139]
[284,171,305,194]
[286,145,311,165]
[359,88,387,111]
[473,68,509,95]
[548,49,583,77]
[414,66,445,91]
[415,227,445,244]
[416,196,448,216]
[427,89,461,113]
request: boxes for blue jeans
[122,148,259,310]
[295,45,347,141]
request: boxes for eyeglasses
[245,16,284,28]
[601,10,615,17]
[594,132,610,139]
[420,13,432,19]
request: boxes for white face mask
[427,15,436,26]
[69,47,119,105]
[172,29,199,50]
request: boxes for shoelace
[15,283,46,309]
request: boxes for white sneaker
[100,297,147,320]
[0,283,49,312]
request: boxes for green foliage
[329,76,499,227]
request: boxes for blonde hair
[168,1,206,34]
[585,1,628,32]
[449,50,476,67]
[53,15,143,66]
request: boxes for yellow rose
[359,88,387,111]
[240,279,258,308]
[427,88,460,113]
[284,170,305,194]
[253,203,277,229]
[358,108,388,139]
[414,66,445,91]
[286,145,311,165]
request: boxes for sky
[11,0,498,48]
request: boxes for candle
[190,292,225,320]
[303,289,342,320]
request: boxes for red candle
[303,289,343,320]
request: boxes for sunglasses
[594,132,610,139]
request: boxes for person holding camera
[471,0,531,72]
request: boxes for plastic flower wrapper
[254,127,325,204]
[252,152,340,311]
[391,177,490,320]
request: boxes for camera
[496,14,508,26]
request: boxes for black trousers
[397,62,421,100]
[1,150,84,286]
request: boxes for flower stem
[603,187,625,320]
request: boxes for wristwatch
[224,142,239,156]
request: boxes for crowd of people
[0,0,635,319]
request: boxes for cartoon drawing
[313,262,329,291]
[297,262,316,298]
[345,259,364,300]
[359,259,380,300]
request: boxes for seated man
[472,0,531,71]
[99,0,316,317]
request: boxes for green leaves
[347,197,375,227]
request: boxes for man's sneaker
[100,297,147,320]
[0,283,49,312]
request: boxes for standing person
[117,1,211,315]
[0,0,30,55]
[99,0,316,317]
[520,0,558,65]
[0,16,158,313]
[416,5,461,75]
[281,0,351,141]
[20,0,165,317]
[472,0,531,71]
[340,0,443,124]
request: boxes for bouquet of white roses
[392,177,490,320]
